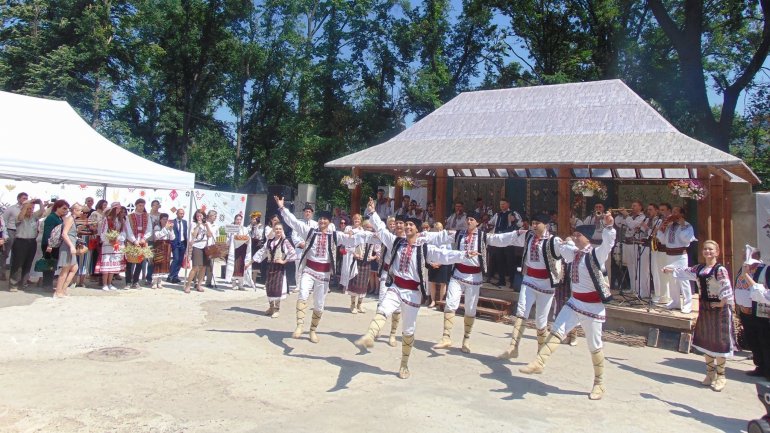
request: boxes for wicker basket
[204,242,229,259]
[125,253,145,264]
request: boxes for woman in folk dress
[151,213,175,289]
[252,223,296,318]
[226,213,252,290]
[339,214,365,291]
[346,220,379,313]
[97,202,129,291]
[663,240,735,392]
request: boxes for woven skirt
[692,304,736,357]
[346,260,370,295]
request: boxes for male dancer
[496,213,564,359]
[519,212,616,401]
[355,198,471,379]
[276,196,354,343]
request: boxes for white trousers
[377,286,421,335]
[661,253,692,312]
[623,243,652,298]
[379,273,401,313]
[516,277,554,330]
[637,246,652,298]
[298,273,329,312]
[445,278,480,317]
[551,305,603,352]
[651,251,668,302]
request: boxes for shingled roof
[325,80,758,183]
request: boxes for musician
[487,198,522,287]
[616,201,646,296]
[581,203,605,245]
[653,203,672,303]
[636,203,659,298]
[656,206,696,313]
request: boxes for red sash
[573,291,601,303]
[455,263,481,274]
[526,267,549,279]
[393,275,420,290]
[306,260,331,273]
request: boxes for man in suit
[168,208,187,284]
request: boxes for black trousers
[9,237,37,290]
[126,261,145,284]
[492,245,518,285]
[741,311,770,379]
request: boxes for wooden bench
[435,296,512,322]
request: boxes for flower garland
[668,179,707,201]
[571,179,608,200]
[340,175,363,189]
[396,176,415,189]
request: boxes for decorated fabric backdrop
[190,189,248,228]
[0,180,103,211]
[758,193,770,260]
[0,180,247,233]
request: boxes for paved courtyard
[0,283,765,433]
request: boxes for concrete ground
[0,281,765,433]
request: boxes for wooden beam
[350,168,362,215]
[697,170,711,245]
[722,179,734,277]
[557,168,572,238]
[710,174,725,263]
[394,184,403,212]
[435,169,448,224]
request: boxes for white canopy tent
[0,91,195,190]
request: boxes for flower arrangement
[340,175,363,189]
[668,179,707,201]
[124,244,154,263]
[396,176,415,189]
[105,230,120,242]
[572,179,608,200]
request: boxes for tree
[648,0,770,152]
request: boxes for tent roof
[0,91,195,189]
[326,80,758,183]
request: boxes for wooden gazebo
[325,80,760,274]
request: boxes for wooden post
[427,175,435,208]
[710,174,725,262]
[697,170,711,244]
[557,167,571,238]
[435,169,448,224]
[350,168,362,215]
[394,183,403,214]
[722,179,733,276]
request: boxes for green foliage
[0,0,767,199]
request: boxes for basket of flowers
[396,176,416,189]
[668,179,707,201]
[124,244,154,264]
[340,175,363,190]
[572,179,608,200]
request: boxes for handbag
[34,258,57,272]
[48,223,64,248]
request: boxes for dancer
[496,213,564,359]
[663,240,735,391]
[355,198,472,379]
[346,220,378,314]
[252,222,297,318]
[519,212,616,401]
[276,196,354,343]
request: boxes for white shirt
[3,203,22,230]
[446,212,468,231]
[656,221,696,248]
